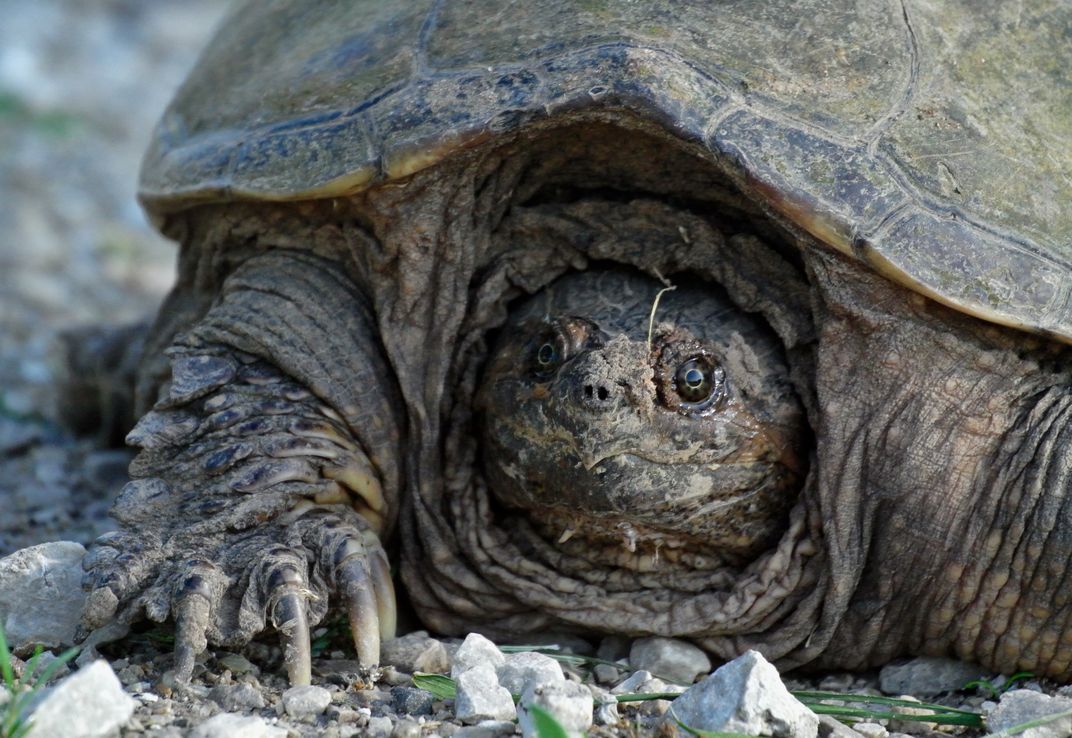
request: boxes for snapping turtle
[80,0,1072,684]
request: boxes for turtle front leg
[80,251,403,685]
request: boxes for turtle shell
[141,0,1072,339]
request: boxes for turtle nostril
[583,384,611,402]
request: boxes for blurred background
[0,0,228,552]
[0,0,227,418]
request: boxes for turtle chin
[482,439,802,564]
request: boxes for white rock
[852,722,888,738]
[209,682,266,711]
[189,713,287,738]
[593,663,621,684]
[382,631,450,674]
[666,650,818,738]
[451,633,505,678]
[0,541,87,652]
[987,689,1072,738]
[454,720,517,737]
[818,714,866,738]
[612,669,656,694]
[496,651,565,695]
[281,684,332,718]
[365,716,393,738]
[589,684,621,726]
[455,663,516,723]
[24,659,135,738]
[886,694,938,733]
[611,669,683,699]
[630,637,712,685]
[518,679,594,738]
[879,657,986,696]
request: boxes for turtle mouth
[582,449,680,470]
[491,448,801,566]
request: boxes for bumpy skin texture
[82,250,402,683]
[85,121,1072,682]
[478,270,804,563]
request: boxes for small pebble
[189,713,287,738]
[451,633,505,678]
[593,663,620,685]
[497,650,565,694]
[391,718,422,738]
[518,679,593,738]
[454,664,516,723]
[629,637,711,685]
[818,673,855,691]
[382,631,451,675]
[666,650,817,738]
[209,683,267,711]
[878,657,986,696]
[818,714,865,738]
[217,654,257,675]
[281,684,332,718]
[851,722,887,738]
[589,684,620,726]
[453,720,516,737]
[22,659,135,738]
[987,689,1072,738]
[613,669,656,694]
[366,715,394,738]
[381,665,412,686]
[391,686,435,716]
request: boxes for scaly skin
[80,251,402,684]
[80,128,1072,682]
[800,252,1072,676]
[477,269,805,565]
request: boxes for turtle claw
[370,547,397,643]
[337,542,383,668]
[172,595,210,682]
[270,566,313,686]
[171,560,225,682]
[321,525,398,669]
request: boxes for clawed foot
[83,504,395,685]
[79,350,397,685]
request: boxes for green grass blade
[615,692,684,703]
[791,690,982,716]
[18,646,44,691]
[792,691,982,728]
[0,626,15,691]
[413,672,457,700]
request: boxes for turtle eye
[673,356,721,406]
[531,333,566,379]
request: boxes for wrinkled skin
[478,270,804,564]
[80,121,1072,685]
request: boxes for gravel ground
[0,3,1065,737]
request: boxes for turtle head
[476,269,806,565]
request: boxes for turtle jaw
[481,416,803,563]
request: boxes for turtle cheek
[476,373,560,510]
